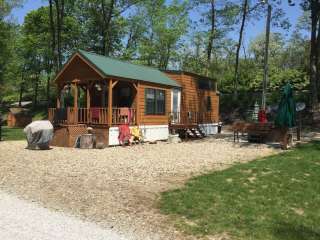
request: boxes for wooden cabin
[7,108,32,128]
[48,50,220,147]
[164,70,219,135]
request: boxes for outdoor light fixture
[95,83,102,91]
[64,84,71,94]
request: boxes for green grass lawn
[160,142,320,240]
[1,126,25,141]
[31,108,47,121]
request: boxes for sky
[12,0,47,23]
[11,0,304,45]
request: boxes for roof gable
[77,50,180,87]
[55,54,104,84]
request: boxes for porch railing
[112,108,136,125]
[169,111,214,125]
[48,107,136,126]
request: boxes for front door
[171,88,181,123]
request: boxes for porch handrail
[48,107,137,126]
[112,108,136,125]
[169,111,214,125]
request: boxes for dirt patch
[291,207,304,216]
[248,176,257,183]
[0,137,279,239]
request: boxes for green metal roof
[78,50,180,87]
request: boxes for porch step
[191,127,205,138]
[186,129,195,137]
[184,127,205,139]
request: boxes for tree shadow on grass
[272,221,320,240]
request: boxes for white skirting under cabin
[198,123,220,136]
[108,125,169,146]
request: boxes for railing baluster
[57,107,137,126]
[168,111,216,125]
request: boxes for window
[145,88,166,115]
[198,78,215,91]
[206,96,212,111]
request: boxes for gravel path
[0,190,130,240]
[0,136,279,239]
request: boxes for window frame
[145,88,166,115]
[198,78,216,91]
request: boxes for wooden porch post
[56,86,61,108]
[86,84,91,109]
[135,82,140,125]
[73,84,78,109]
[73,80,79,124]
[86,84,91,123]
[108,79,113,126]
[102,83,107,107]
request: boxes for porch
[49,76,140,127]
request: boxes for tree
[206,0,216,76]
[0,0,22,102]
[137,0,188,69]
[180,32,208,75]
[288,0,320,121]
[53,0,65,69]
[73,0,140,56]
[21,7,50,107]
[49,0,57,72]
[18,6,80,107]
[262,2,272,110]
[307,0,320,114]
[121,13,145,60]
[248,31,308,94]
[234,0,249,98]
[0,0,22,20]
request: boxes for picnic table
[232,121,299,149]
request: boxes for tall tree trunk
[158,44,171,70]
[19,68,25,107]
[125,27,134,51]
[242,45,247,60]
[316,10,320,94]
[54,0,64,69]
[55,0,61,69]
[126,26,138,50]
[49,0,57,72]
[33,77,39,109]
[206,0,215,77]
[262,4,271,110]
[46,69,51,107]
[105,0,115,56]
[233,0,248,99]
[101,0,107,55]
[147,31,154,66]
[18,83,23,107]
[101,0,115,56]
[164,44,171,70]
[310,1,319,119]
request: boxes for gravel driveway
[0,190,130,240]
[0,137,279,239]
